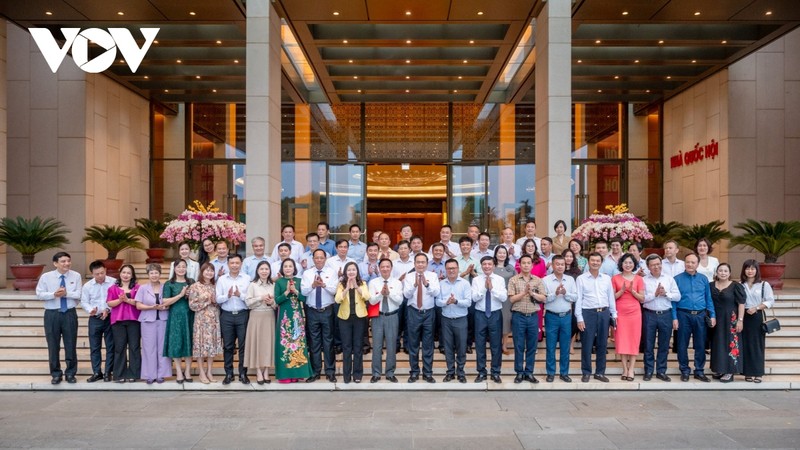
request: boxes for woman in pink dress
[612,253,645,381]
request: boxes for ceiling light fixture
[119,59,124,63]
[343,40,348,44]
[164,89,169,93]
[405,10,411,16]
[577,59,582,63]
[143,75,149,79]
[177,59,182,63]
[405,76,410,79]
[406,59,411,63]
[597,89,602,93]
[614,75,619,79]
[357,89,362,93]
[453,89,458,93]
[189,11,196,16]
[463,59,468,63]
[646,89,650,93]
[666,75,672,79]
[622,11,629,16]
[213,89,217,92]
[469,40,475,44]
[634,59,640,63]
[458,76,463,79]
[693,11,701,16]
[45,11,53,15]
[658,40,664,44]
[405,89,410,93]
[117,11,124,16]
[692,60,697,63]
[348,59,353,63]
[196,75,201,79]
[406,40,411,44]
[765,11,773,16]
[595,39,601,44]
[333,11,340,16]
[477,11,484,15]
[721,40,727,44]
[216,40,222,44]
[353,76,358,79]
[153,40,159,44]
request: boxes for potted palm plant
[0,217,70,290]
[133,218,168,263]
[729,219,800,290]
[675,219,733,250]
[82,225,143,278]
[644,221,685,257]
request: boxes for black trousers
[306,306,335,376]
[339,315,367,381]
[406,307,435,377]
[44,309,78,378]
[396,297,408,349]
[88,316,114,375]
[220,310,249,376]
[441,316,467,376]
[112,320,141,380]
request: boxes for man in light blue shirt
[673,253,715,382]
[211,241,230,280]
[81,260,116,382]
[315,221,336,256]
[242,236,269,279]
[347,224,366,262]
[437,259,471,383]
[542,255,578,382]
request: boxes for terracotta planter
[103,259,124,279]
[759,262,785,290]
[10,264,45,291]
[644,248,665,258]
[145,248,167,264]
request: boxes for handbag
[759,282,780,334]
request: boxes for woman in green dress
[274,258,312,383]
[162,259,195,383]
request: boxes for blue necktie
[59,275,67,313]
[315,270,322,309]
[484,282,491,318]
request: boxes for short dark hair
[88,260,106,272]
[694,237,713,255]
[414,252,429,263]
[441,224,452,231]
[349,223,361,232]
[410,235,423,244]
[378,258,393,268]
[663,239,679,248]
[397,240,410,250]
[306,232,319,241]
[366,242,379,249]
[313,249,328,258]
[541,237,553,244]
[445,258,459,268]
[645,254,662,268]
[526,219,536,225]
[400,224,412,232]
[518,254,533,264]
[317,221,330,230]
[553,220,567,231]
[335,239,350,247]
[594,239,608,248]
[551,255,565,264]
[280,258,298,277]
[53,251,71,262]
[277,242,291,252]
[281,224,295,232]
[228,253,243,262]
[616,253,636,273]
[610,237,623,245]
[740,259,762,283]
[430,242,445,252]
[629,241,643,252]
[458,236,474,245]
[588,252,603,261]
[478,232,491,241]
[479,256,494,265]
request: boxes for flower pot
[103,259,124,279]
[10,264,45,291]
[145,248,167,264]
[759,262,785,290]
[644,248,665,258]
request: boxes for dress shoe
[115,379,126,384]
[222,375,234,385]
[306,374,319,383]
[694,373,710,382]
[145,379,154,385]
[593,374,609,383]
[559,375,572,383]
[443,374,455,382]
[474,374,487,383]
[466,346,473,354]
[581,374,590,383]
[712,373,724,380]
[184,378,193,383]
[176,378,184,384]
[423,375,436,384]
[65,376,77,384]
[386,376,398,383]
[491,374,502,384]
[370,376,381,383]
[343,378,351,384]
[643,373,653,381]
[656,373,671,382]
[334,346,343,355]
[127,378,137,383]
[524,374,539,384]
[239,374,251,385]
[408,375,418,383]
[514,374,524,384]
[87,373,103,383]
[354,377,362,384]
[51,376,62,385]
[326,374,337,383]
[546,375,555,383]
[457,376,467,383]
[680,374,690,382]
[720,374,734,383]
[104,373,113,382]
[257,379,265,385]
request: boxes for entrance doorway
[365,164,446,245]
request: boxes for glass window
[487,163,535,240]
[327,164,365,236]
[281,161,327,241]
[449,165,485,234]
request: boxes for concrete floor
[0,390,797,448]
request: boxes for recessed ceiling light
[153,40,159,44]
[405,59,411,63]
[693,11,701,16]
[405,10,411,16]
[333,11,340,16]
[353,76,358,79]
[216,40,222,44]
[405,75,410,79]
[614,75,619,79]
[692,60,697,63]
[458,76,463,79]
[765,10,773,16]
[348,59,353,63]
[143,75,149,79]
[477,11,484,16]
[469,40,475,44]
[177,59,182,63]
[405,89,410,93]
[646,89,650,93]
[634,59,640,63]
[45,11,53,15]
[189,11,196,16]
[622,11,629,16]
[666,76,672,79]
[164,89,169,93]
[463,59,468,63]
[234,59,239,63]
[357,89,362,92]
[595,40,601,44]
[212,89,217,93]
[658,40,664,44]
[196,75,201,79]
[577,59,582,63]
[342,40,348,44]
[721,40,727,44]
[117,11,124,16]
[406,40,412,44]
[453,89,458,92]
[597,89,602,93]
[119,59,124,63]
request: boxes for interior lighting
[216,40,222,44]
[405,11,411,16]
[622,11,629,16]
[45,11,53,15]
[658,40,664,44]
[343,40,348,44]
[693,11,701,16]
[189,11,196,16]
[234,59,239,63]
[477,11,484,16]
[595,40,601,44]
[333,11,340,16]
[177,59,182,63]
[765,11,773,16]
[117,11,124,16]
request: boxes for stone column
[0,21,7,287]
[534,0,572,233]
[245,0,282,248]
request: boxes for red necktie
[417,273,423,309]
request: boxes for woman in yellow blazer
[335,261,371,383]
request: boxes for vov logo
[29,28,159,74]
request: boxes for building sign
[29,28,159,74]
[669,139,719,169]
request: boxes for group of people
[35,220,776,385]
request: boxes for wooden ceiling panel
[572,0,670,22]
[148,0,244,21]
[279,0,369,21]
[63,0,167,21]
[730,0,800,21]
[449,0,536,21]
[0,0,88,21]
[650,0,754,22]
[365,0,451,21]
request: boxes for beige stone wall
[0,21,7,287]
[664,27,800,277]
[6,23,150,273]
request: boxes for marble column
[534,0,572,233]
[245,0,282,251]
[0,21,7,287]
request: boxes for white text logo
[29,28,159,74]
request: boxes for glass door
[448,164,486,234]
[327,164,366,239]
[572,162,623,228]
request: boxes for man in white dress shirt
[499,227,522,266]
[269,224,304,264]
[392,240,415,353]
[403,253,441,383]
[270,243,294,281]
[661,240,685,277]
[642,254,680,382]
[81,260,116,382]
[429,225,459,259]
[515,220,542,255]
[575,252,618,383]
[367,259,404,383]
[215,254,252,385]
[299,233,320,273]
[471,256,508,383]
[471,232,493,260]
[300,249,338,383]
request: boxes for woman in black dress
[709,263,745,382]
